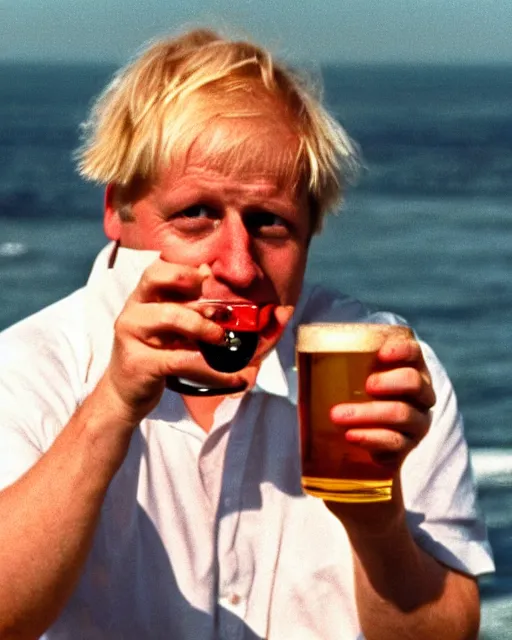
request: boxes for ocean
[1,62,511,637]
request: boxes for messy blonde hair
[76,28,360,232]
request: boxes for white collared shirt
[0,243,494,639]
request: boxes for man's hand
[101,257,246,428]
[330,333,436,477]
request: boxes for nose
[210,214,261,291]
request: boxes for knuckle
[113,312,130,336]
[389,431,404,452]
[187,311,214,339]
[139,268,154,291]
[393,401,413,424]
[406,368,423,393]
[160,303,178,327]
[160,262,197,285]
[409,339,421,356]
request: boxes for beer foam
[297,323,412,353]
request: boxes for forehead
[160,115,304,194]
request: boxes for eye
[244,211,290,239]
[168,205,220,234]
[178,204,215,219]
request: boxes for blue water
[1,63,512,637]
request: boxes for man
[0,28,493,639]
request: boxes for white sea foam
[0,242,28,258]
[481,596,512,639]
[471,449,512,487]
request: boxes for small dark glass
[199,330,259,373]
[166,302,265,396]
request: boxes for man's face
[104,123,312,311]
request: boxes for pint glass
[297,323,414,503]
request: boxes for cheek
[119,218,164,250]
[119,220,193,257]
[160,236,219,266]
[263,246,308,303]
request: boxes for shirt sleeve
[0,421,41,491]
[401,340,495,576]
[0,313,83,492]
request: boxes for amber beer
[297,323,413,503]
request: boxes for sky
[1,0,512,65]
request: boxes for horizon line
[1,57,511,68]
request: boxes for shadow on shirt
[45,428,266,639]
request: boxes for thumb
[274,305,294,328]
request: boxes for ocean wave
[0,241,28,258]
[481,596,512,640]
[471,449,512,487]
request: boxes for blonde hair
[76,28,360,232]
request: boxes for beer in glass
[297,323,413,503]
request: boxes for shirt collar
[84,243,160,390]
[253,348,291,399]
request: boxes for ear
[103,183,122,241]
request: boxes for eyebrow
[156,179,300,218]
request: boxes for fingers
[366,367,436,412]
[378,334,423,365]
[320,333,435,474]
[130,260,208,303]
[331,400,430,441]
[105,258,251,425]
[107,338,246,410]
[346,427,418,468]
[149,348,247,389]
[258,304,294,343]
[116,302,225,349]
[120,258,226,349]
[109,303,245,404]
[331,400,431,467]
[373,334,435,412]
[346,427,416,455]
[273,305,294,328]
